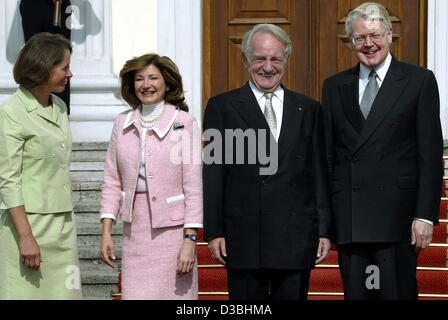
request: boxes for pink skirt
[121,193,198,300]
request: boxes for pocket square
[173,122,184,130]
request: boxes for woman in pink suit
[99,54,203,300]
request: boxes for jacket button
[64,185,69,192]
[61,143,65,149]
[148,173,154,178]
[290,210,297,216]
[151,196,157,202]
[353,186,360,192]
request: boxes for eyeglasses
[352,30,389,46]
[251,56,286,65]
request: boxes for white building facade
[0,0,446,141]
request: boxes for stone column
[0,0,24,99]
[69,0,125,142]
[428,0,448,139]
[158,0,203,128]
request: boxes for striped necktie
[360,70,379,119]
[263,92,277,137]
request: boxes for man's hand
[208,237,227,265]
[315,237,331,265]
[411,220,433,253]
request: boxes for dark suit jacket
[322,56,443,245]
[203,82,332,270]
[20,0,72,113]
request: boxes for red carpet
[197,178,448,300]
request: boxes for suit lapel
[277,88,303,161]
[339,65,365,134]
[230,83,302,168]
[353,57,408,154]
[33,95,65,129]
[231,82,271,133]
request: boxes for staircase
[196,158,448,300]
[71,143,122,299]
[72,143,448,299]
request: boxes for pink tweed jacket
[100,104,203,227]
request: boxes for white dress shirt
[249,81,284,142]
[358,53,392,104]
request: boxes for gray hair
[345,2,392,37]
[242,24,292,64]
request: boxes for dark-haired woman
[0,32,82,299]
[99,54,203,300]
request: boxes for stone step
[71,150,107,163]
[71,142,108,164]
[75,213,123,235]
[72,181,103,191]
[79,249,122,273]
[80,259,122,275]
[82,284,117,299]
[74,203,102,213]
[83,296,111,300]
[73,190,102,205]
[78,234,122,247]
[71,171,104,182]
[81,270,119,284]
[79,246,123,260]
[70,162,105,171]
[72,142,109,151]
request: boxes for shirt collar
[249,81,284,103]
[17,86,45,112]
[359,52,392,82]
[122,103,179,139]
[141,100,165,118]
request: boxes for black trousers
[338,243,418,300]
[227,268,311,300]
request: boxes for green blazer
[0,87,73,213]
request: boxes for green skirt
[0,210,82,300]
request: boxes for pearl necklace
[140,106,164,129]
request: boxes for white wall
[158,0,203,128]
[111,0,158,76]
[9,1,447,141]
[427,0,448,139]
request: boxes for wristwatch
[184,234,197,242]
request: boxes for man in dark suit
[322,2,443,300]
[203,24,332,300]
[20,0,72,114]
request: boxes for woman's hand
[19,233,41,271]
[177,239,196,275]
[7,206,41,271]
[100,233,116,269]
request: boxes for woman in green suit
[0,32,82,299]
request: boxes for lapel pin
[297,106,303,111]
[173,122,184,130]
